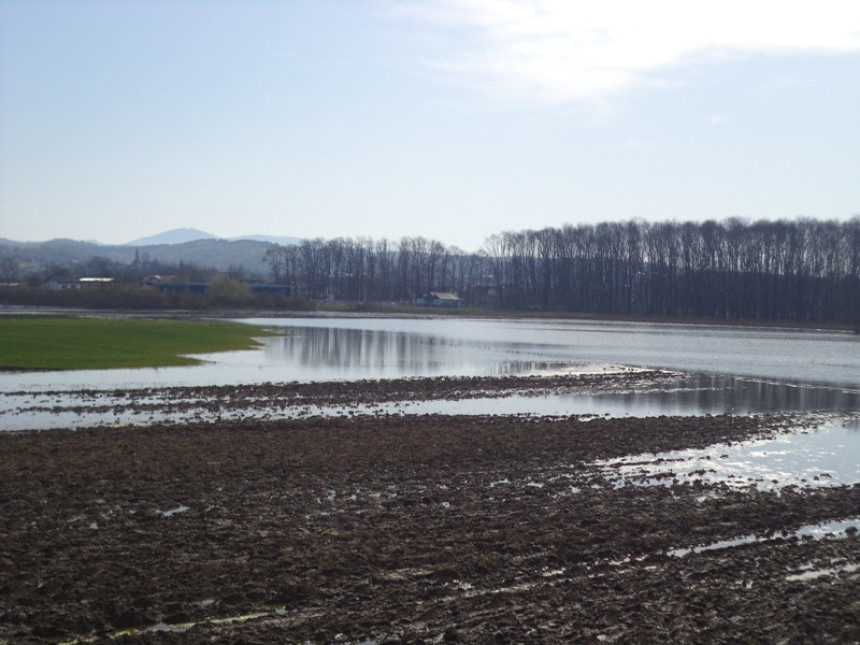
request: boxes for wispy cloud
[707,113,733,126]
[395,0,860,107]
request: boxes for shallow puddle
[668,516,860,558]
[61,610,277,644]
[785,561,860,581]
[594,415,860,490]
[156,505,189,518]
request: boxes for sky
[1,0,859,253]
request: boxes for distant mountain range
[126,228,218,246]
[127,228,302,247]
[0,229,303,277]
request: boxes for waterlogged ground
[1,317,859,643]
[3,369,859,432]
[1,373,859,643]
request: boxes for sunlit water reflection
[667,515,860,559]
[248,317,860,387]
[594,416,860,491]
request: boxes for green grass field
[0,317,276,370]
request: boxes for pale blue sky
[1,0,858,252]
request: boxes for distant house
[143,275,207,294]
[415,291,462,308]
[78,277,115,289]
[47,277,114,290]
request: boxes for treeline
[3,217,858,325]
[264,237,486,304]
[268,217,860,325]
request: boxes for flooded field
[3,315,858,392]
[1,316,858,643]
[4,370,858,430]
[2,316,858,428]
[241,317,859,387]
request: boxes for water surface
[1,317,856,431]
[243,317,859,387]
[2,317,857,391]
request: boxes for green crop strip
[0,317,277,370]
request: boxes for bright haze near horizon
[1,1,858,253]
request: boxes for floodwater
[3,316,858,390]
[1,318,857,426]
[242,317,860,387]
[3,372,857,433]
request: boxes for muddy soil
[1,385,859,643]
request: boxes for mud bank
[1,409,859,643]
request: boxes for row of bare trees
[484,217,859,324]
[265,217,860,325]
[265,237,488,304]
